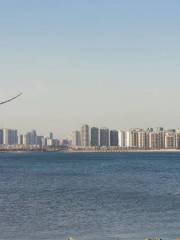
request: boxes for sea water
[0,152,180,240]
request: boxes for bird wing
[0,93,22,105]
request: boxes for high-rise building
[47,138,53,147]
[49,132,53,140]
[25,130,37,145]
[3,129,18,145]
[100,128,109,147]
[165,131,176,149]
[155,127,165,149]
[18,134,24,145]
[91,127,99,146]
[37,136,44,148]
[148,128,166,149]
[145,128,153,149]
[149,132,159,149]
[131,130,139,148]
[41,137,47,147]
[126,129,139,148]
[72,130,81,147]
[125,131,131,147]
[0,129,3,145]
[31,130,37,145]
[110,130,118,146]
[118,130,126,147]
[81,124,90,147]
[176,129,180,149]
[138,130,146,149]
[52,139,60,147]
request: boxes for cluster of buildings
[1,125,180,151]
[0,129,66,150]
[72,125,180,150]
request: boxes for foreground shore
[68,148,180,153]
[0,147,180,153]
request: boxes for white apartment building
[126,129,139,148]
[125,131,131,148]
[138,130,146,149]
[118,130,126,147]
[165,132,176,149]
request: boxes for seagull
[0,93,22,105]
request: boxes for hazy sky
[0,0,180,138]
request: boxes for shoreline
[0,148,180,153]
[68,149,180,153]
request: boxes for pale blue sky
[0,0,180,137]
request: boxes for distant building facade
[25,130,37,145]
[3,129,18,145]
[0,129,3,145]
[138,130,146,149]
[176,129,180,149]
[72,130,81,147]
[100,128,109,147]
[165,131,176,149]
[81,124,90,147]
[118,130,126,147]
[91,127,99,147]
[110,130,118,146]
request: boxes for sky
[0,0,180,138]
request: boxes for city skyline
[71,124,180,149]
[1,124,180,151]
[1,1,180,137]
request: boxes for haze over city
[0,0,180,138]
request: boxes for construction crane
[0,93,22,105]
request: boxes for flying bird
[0,93,22,105]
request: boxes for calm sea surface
[0,152,180,240]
